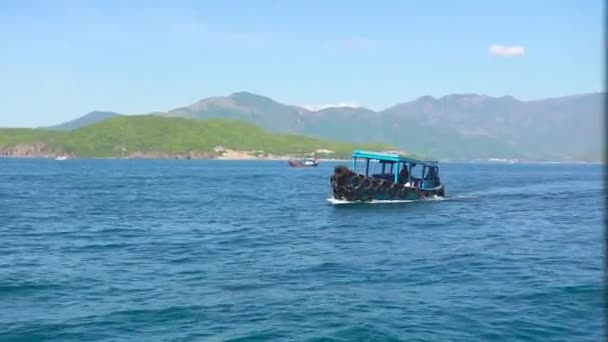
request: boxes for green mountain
[166,91,605,161]
[43,111,121,130]
[0,115,388,158]
[43,91,604,161]
[168,92,308,133]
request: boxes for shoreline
[0,155,600,164]
[0,146,353,162]
[0,155,352,162]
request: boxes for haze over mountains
[46,91,604,161]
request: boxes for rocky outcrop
[0,144,55,158]
[0,144,303,160]
[126,151,216,160]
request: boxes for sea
[0,159,604,341]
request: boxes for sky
[0,0,604,127]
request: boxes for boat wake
[327,195,448,205]
[447,194,478,200]
[326,193,480,205]
[327,198,414,205]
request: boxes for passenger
[424,167,439,187]
[399,167,409,184]
[425,167,437,180]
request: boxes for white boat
[54,155,68,161]
[288,158,319,167]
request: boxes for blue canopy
[352,150,438,167]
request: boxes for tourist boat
[329,150,445,202]
[288,158,319,167]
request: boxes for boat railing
[371,173,395,182]
[421,179,440,189]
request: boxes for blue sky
[0,0,604,127]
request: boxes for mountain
[44,111,121,131]
[168,92,308,133]
[42,92,604,161]
[379,93,603,161]
[166,91,604,161]
[0,116,388,158]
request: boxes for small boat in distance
[288,158,319,167]
[54,155,68,161]
[329,150,445,203]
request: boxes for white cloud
[303,103,360,111]
[489,44,525,57]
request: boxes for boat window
[367,160,396,181]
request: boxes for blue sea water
[0,159,604,341]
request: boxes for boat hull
[288,159,319,167]
[330,166,445,202]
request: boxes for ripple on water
[0,160,603,341]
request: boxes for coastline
[0,144,352,161]
[0,146,599,164]
[0,154,351,162]
[0,155,599,164]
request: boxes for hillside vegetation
[49,91,603,161]
[0,115,390,159]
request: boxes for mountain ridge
[43,111,122,131]
[29,91,605,161]
[1,116,389,159]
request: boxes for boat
[329,150,445,202]
[288,158,319,167]
[54,155,68,161]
